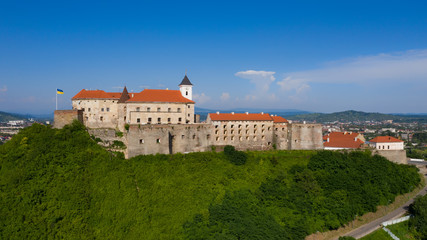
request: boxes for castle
[54,75,323,158]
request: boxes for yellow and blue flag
[57,89,64,94]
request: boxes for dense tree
[0,123,421,239]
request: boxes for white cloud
[235,70,276,92]
[193,93,211,105]
[220,92,230,101]
[0,85,7,92]
[283,49,427,85]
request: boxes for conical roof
[179,75,193,86]
[118,86,130,103]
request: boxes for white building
[369,136,404,150]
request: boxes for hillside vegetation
[287,110,427,123]
[0,122,421,239]
[0,111,25,122]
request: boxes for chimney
[132,93,134,97]
[327,138,330,142]
[303,121,306,124]
[354,137,357,141]
[261,112,264,115]
[166,88,168,90]
[231,112,234,115]
[216,111,219,114]
[245,112,249,115]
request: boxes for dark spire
[118,86,130,103]
[179,74,193,86]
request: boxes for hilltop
[287,110,427,123]
[0,122,421,239]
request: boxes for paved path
[340,168,427,239]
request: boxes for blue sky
[1,0,426,114]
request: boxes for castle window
[239,136,242,141]
[181,135,185,139]
[388,145,390,149]
[157,107,161,112]
[238,130,241,134]
[223,125,226,129]
[231,125,234,128]
[246,136,249,140]
[254,130,256,134]
[238,125,242,129]
[88,108,91,112]
[178,117,182,122]
[156,138,161,143]
[136,107,140,112]
[139,139,144,144]
[231,136,234,141]
[224,130,227,134]
[147,107,151,112]
[268,127,271,131]
[188,114,190,117]
[224,136,227,141]
[262,130,265,134]
[246,124,249,128]
[215,125,219,128]
[168,108,171,112]
[275,128,278,131]
[207,134,211,139]
[253,136,257,141]
[215,130,219,134]
[168,118,171,123]
[107,108,110,112]
[268,142,271,145]
[188,105,190,108]
[137,118,140,123]
[262,124,265,128]
[254,124,257,128]
[216,137,219,141]
[193,135,196,139]
[100,116,103,121]
[101,108,104,112]
[186,91,188,96]
[157,117,161,124]
[262,136,265,140]
[246,130,249,134]
[177,108,181,112]
[231,130,234,134]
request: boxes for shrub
[124,124,130,131]
[115,131,123,137]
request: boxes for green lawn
[360,228,392,240]
[388,221,417,240]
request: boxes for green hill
[0,122,421,239]
[287,110,427,123]
[0,111,25,122]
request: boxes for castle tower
[179,74,193,100]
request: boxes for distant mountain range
[0,111,53,122]
[195,108,427,123]
[286,110,427,123]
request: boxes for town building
[368,136,404,150]
[323,131,365,150]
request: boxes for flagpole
[56,89,57,110]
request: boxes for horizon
[1,1,426,114]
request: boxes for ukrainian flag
[57,89,64,94]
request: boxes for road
[339,166,427,239]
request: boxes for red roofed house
[368,136,404,150]
[323,132,365,150]
[71,75,195,130]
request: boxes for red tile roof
[272,116,288,123]
[208,112,273,121]
[323,132,364,149]
[126,89,195,103]
[72,89,121,99]
[369,136,403,143]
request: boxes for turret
[179,74,193,100]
